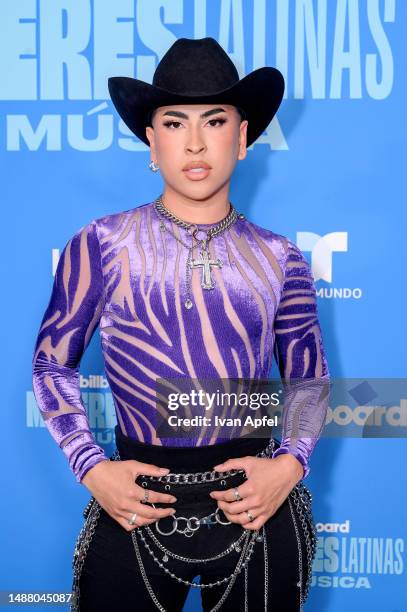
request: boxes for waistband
[114,425,274,473]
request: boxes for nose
[185,124,207,154]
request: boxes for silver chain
[263,523,269,610]
[152,505,233,538]
[153,194,245,309]
[143,522,248,561]
[133,525,257,588]
[288,482,318,605]
[132,519,256,612]
[244,551,249,611]
[70,493,103,611]
[110,439,274,485]
[288,495,304,606]
[70,451,317,611]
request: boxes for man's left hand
[209,454,304,530]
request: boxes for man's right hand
[81,459,177,532]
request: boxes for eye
[207,118,227,127]
[162,118,227,129]
[163,120,183,129]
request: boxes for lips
[182,161,212,181]
[183,161,211,170]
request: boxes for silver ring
[215,507,231,525]
[142,489,150,503]
[155,515,178,536]
[176,515,201,535]
[128,512,138,526]
[233,487,243,501]
[246,510,255,522]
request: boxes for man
[32,37,330,611]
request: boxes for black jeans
[75,428,314,611]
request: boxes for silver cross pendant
[189,243,223,290]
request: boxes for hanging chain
[153,194,245,309]
[71,452,317,612]
[288,482,318,605]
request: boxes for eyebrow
[161,107,227,119]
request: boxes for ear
[238,120,248,160]
[145,126,156,159]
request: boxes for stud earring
[149,160,159,172]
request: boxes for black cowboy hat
[108,37,285,148]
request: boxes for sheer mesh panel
[272,239,331,478]
[32,221,109,483]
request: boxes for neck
[160,185,231,225]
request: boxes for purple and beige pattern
[32,200,330,483]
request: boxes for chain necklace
[153,194,245,309]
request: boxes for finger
[209,480,252,501]
[133,487,177,505]
[129,460,171,477]
[216,498,262,515]
[115,513,170,533]
[222,509,246,525]
[222,506,264,527]
[212,456,252,473]
[125,503,176,521]
[241,515,266,531]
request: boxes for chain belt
[110,438,274,485]
[154,505,232,537]
[110,439,274,538]
[71,440,317,612]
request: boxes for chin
[173,182,219,202]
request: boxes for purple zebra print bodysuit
[32,199,330,484]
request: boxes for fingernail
[160,468,170,473]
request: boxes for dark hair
[146,105,246,128]
[235,106,247,121]
[145,108,154,127]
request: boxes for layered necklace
[153,194,245,310]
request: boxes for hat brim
[108,67,284,148]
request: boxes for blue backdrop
[2,1,406,610]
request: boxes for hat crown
[152,37,239,96]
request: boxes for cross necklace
[153,194,245,310]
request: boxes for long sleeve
[32,220,109,484]
[271,238,331,479]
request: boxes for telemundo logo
[297,231,362,300]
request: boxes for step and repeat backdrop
[2,1,406,611]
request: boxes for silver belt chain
[110,438,275,485]
[70,441,317,611]
[154,505,232,537]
